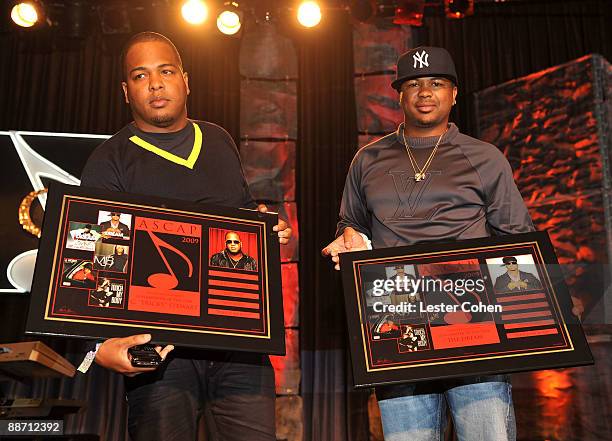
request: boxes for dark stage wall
[1,1,611,440]
[419,0,612,137]
[475,54,612,325]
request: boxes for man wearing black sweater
[80,32,290,441]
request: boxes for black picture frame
[26,183,285,355]
[339,231,593,387]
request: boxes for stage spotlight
[217,2,242,35]
[297,1,321,28]
[444,0,474,19]
[394,1,424,26]
[181,0,208,25]
[11,2,40,28]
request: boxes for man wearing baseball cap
[323,47,535,439]
[494,256,543,292]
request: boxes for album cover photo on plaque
[340,232,593,387]
[26,183,284,355]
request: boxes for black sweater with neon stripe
[81,120,255,210]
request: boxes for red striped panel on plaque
[503,319,555,330]
[209,298,260,310]
[208,308,261,319]
[506,328,559,338]
[207,268,262,320]
[496,293,546,303]
[501,301,549,312]
[209,279,259,290]
[496,291,558,338]
[209,269,259,281]
[209,288,259,300]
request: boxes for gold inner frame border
[43,194,272,340]
[350,241,575,373]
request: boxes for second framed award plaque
[26,183,284,355]
[340,232,593,387]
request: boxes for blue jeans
[376,375,516,441]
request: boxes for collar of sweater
[396,122,459,149]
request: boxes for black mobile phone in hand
[128,344,163,367]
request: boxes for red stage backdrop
[239,20,302,441]
[474,54,612,325]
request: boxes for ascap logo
[413,50,429,69]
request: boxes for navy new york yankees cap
[392,46,458,91]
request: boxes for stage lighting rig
[98,4,131,34]
[9,0,89,38]
[444,0,474,19]
[348,0,376,22]
[217,2,242,35]
[393,0,424,26]
[297,1,322,28]
[7,0,330,37]
[63,0,89,39]
[348,1,423,25]
[371,1,396,19]
[181,0,209,25]
[11,1,42,28]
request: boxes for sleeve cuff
[358,232,373,250]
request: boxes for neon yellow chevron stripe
[128,122,202,169]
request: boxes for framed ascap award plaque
[340,231,593,387]
[26,183,285,355]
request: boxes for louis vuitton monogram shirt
[337,123,534,248]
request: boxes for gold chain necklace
[402,127,446,182]
[224,250,241,269]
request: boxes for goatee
[150,114,175,127]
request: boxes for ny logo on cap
[413,50,429,69]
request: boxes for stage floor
[512,325,611,441]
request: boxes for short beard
[226,248,242,257]
[413,118,442,128]
[150,114,176,127]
